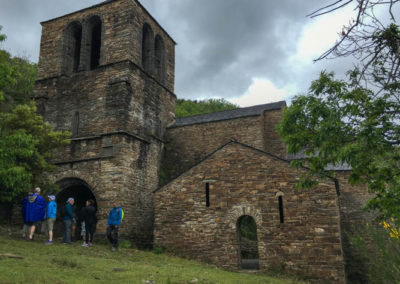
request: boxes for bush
[351,223,400,283]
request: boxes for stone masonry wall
[34,0,176,248]
[335,171,375,283]
[35,58,175,141]
[163,108,287,183]
[155,142,345,283]
[263,108,287,158]
[37,0,175,91]
[50,133,163,248]
[163,116,265,182]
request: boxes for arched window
[63,22,82,74]
[237,215,259,270]
[142,24,154,74]
[87,16,102,70]
[154,35,166,83]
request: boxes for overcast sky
[0,0,359,106]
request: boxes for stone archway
[55,178,97,240]
[237,215,259,270]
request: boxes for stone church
[32,0,370,283]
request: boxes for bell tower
[34,0,176,247]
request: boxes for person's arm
[66,205,73,218]
[116,208,122,226]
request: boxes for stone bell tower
[34,0,176,247]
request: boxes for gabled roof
[170,101,286,128]
[154,139,337,194]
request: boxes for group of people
[21,187,124,251]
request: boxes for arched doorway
[237,215,259,270]
[55,178,97,240]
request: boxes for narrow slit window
[72,111,79,137]
[205,182,210,207]
[278,196,284,223]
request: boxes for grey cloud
[144,0,324,98]
[1,0,341,101]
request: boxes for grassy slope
[0,230,301,284]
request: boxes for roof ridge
[176,100,286,121]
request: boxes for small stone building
[29,0,372,282]
[154,141,345,282]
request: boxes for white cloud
[229,78,289,107]
[292,5,354,65]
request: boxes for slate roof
[171,101,286,128]
[287,152,352,171]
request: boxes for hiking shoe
[112,247,117,252]
[81,243,89,247]
[88,242,93,247]
[45,241,53,245]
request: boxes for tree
[175,98,238,118]
[0,28,70,203]
[278,1,400,222]
[0,26,37,111]
[309,1,400,92]
[0,103,70,203]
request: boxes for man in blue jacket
[22,187,47,241]
[45,195,57,245]
[107,201,122,251]
[62,197,75,244]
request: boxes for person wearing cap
[21,187,46,241]
[45,195,57,245]
[62,197,75,244]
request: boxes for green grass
[0,229,302,284]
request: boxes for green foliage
[239,215,257,241]
[350,225,400,284]
[175,98,238,118]
[0,26,37,111]
[0,103,70,203]
[0,28,68,203]
[278,70,400,222]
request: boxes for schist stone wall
[33,0,176,247]
[163,102,287,182]
[335,171,375,283]
[154,142,346,283]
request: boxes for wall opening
[142,24,154,74]
[55,178,97,240]
[278,196,284,223]
[205,182,210,207]
[88,16,102,70]
[63,22,82,74]
[154,35,165,83]
[237,215,259,270]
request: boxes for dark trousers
[85,222,95,243]
[62,219,72,243]
[107,225,119,248]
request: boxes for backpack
[121,208,124,223]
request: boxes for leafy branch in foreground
[310,1,400,92]
[278,71,400,222]
[0,103,70,203]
